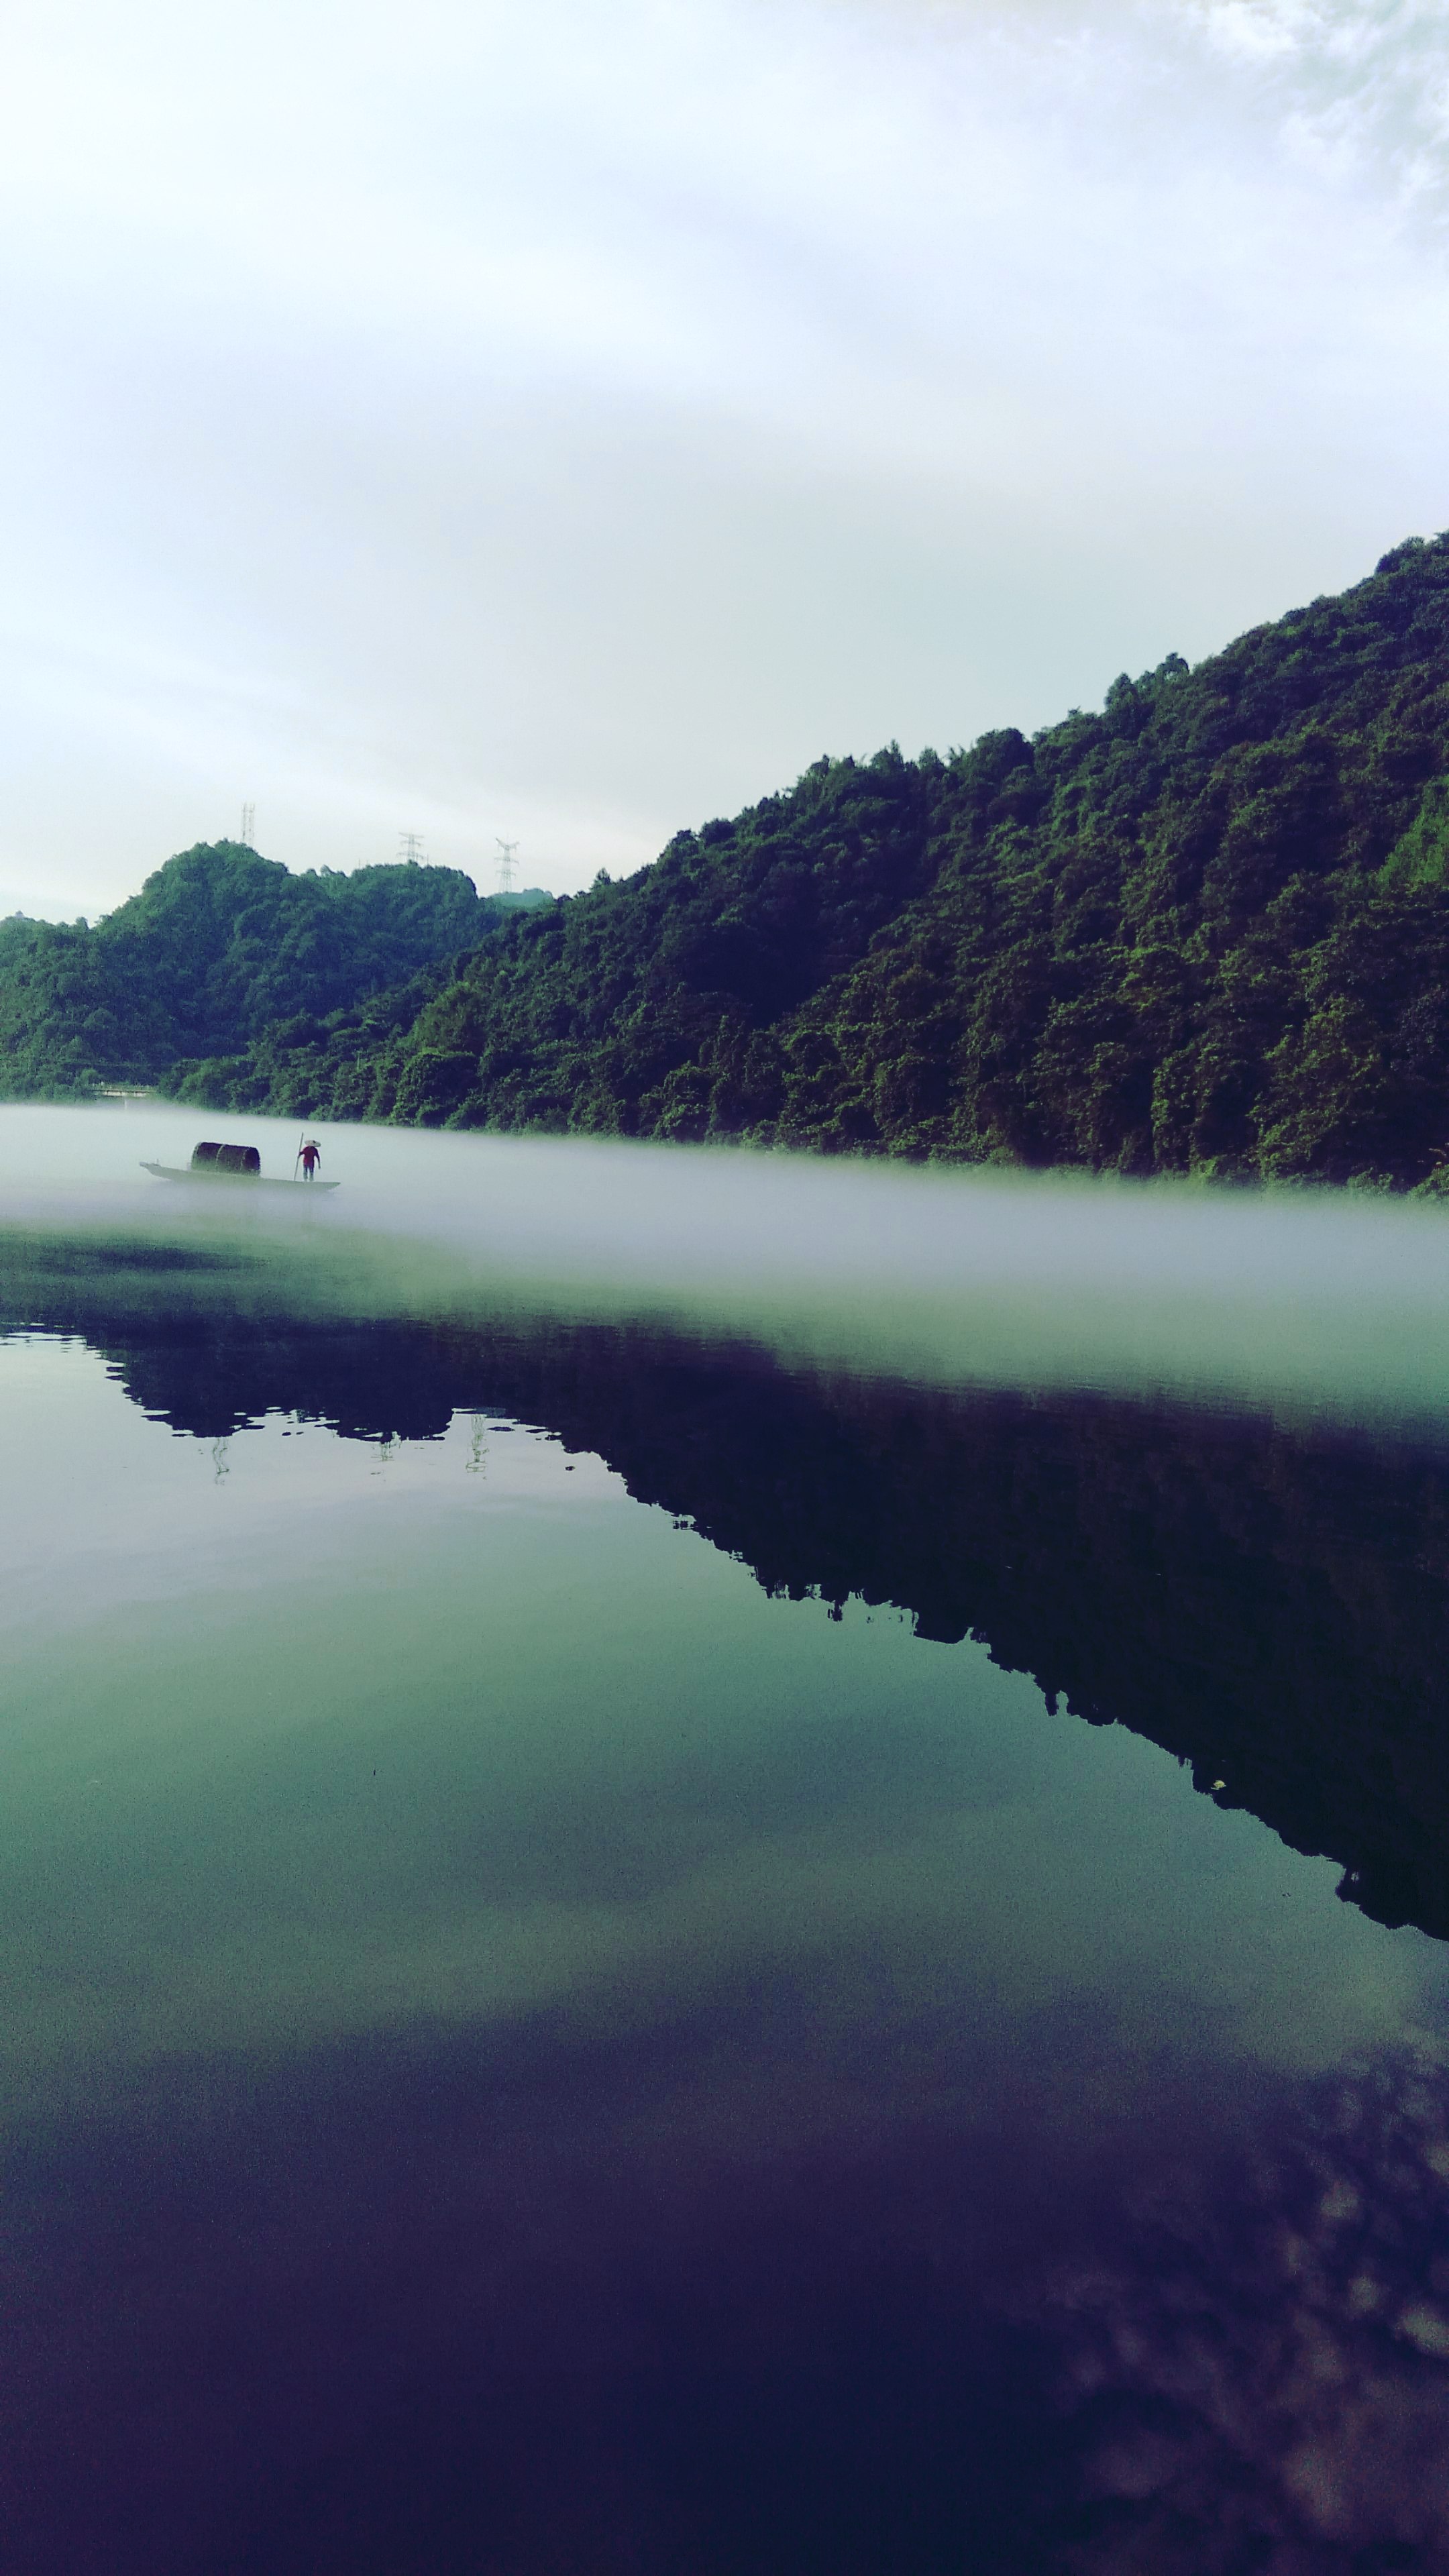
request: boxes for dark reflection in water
[0,2010,1078,2575]
[11,1238,1449,1946]
[6,1998,1449,2570]
[6,1239,1449,2573]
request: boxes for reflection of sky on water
[1026,2037,1449,2569]
[6,1106,1449,2568]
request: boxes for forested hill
[0,844,547,1099]
[149,532,1449,1183]
[152,535,1449,1184]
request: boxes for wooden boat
[142,1140,339,1191]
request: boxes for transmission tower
[495,837,520,896]
[398,830,427,864]
[239,803,255,848]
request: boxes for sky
[1,0,1448,918]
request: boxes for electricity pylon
[496,837,520,895]
[398,831,427,864]
[239,804,255,847]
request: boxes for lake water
[5,1103,1449,2572]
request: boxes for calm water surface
[5,1104,1449,2572]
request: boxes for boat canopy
[191,1142,261,1175]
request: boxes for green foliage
[167,749,943,1135]
[1382,775,1449,890]
[34,534,1449,1187]
[0,844,536,1099]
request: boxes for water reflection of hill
[8,1243,1449,1945]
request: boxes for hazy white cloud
[1,0,1447,915]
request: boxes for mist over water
[11,1099,1449,1432]
[6,1104,1449,2570]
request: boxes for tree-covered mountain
[159,535,1449,1185]
[27,531,1449,1187]
[0,843,548,1099]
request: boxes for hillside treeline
[160,536,1449,1185]
[0,843,543,1099]
[39,534,1449,1186]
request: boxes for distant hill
[152,535,1449,1188]
[0,845,546,1099]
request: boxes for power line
[495,837,520,895]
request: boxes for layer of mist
[10,1103,1449,1434]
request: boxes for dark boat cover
[191,1142,261,1175]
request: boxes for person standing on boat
[299,1138,322,1181]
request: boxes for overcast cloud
[1,0,1448,916]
